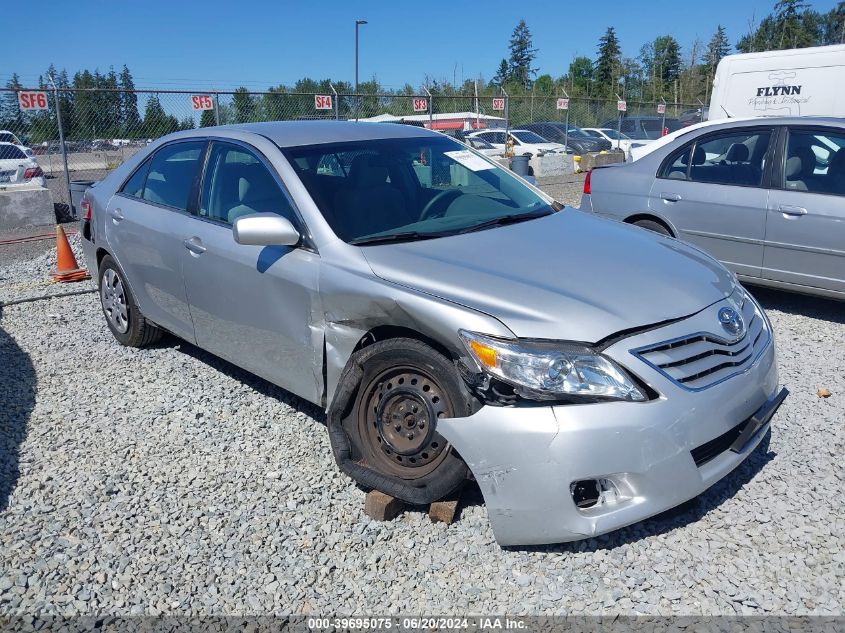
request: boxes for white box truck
[708,44,845,120]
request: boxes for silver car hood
[361,211,735,342]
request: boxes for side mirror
[232,213,300,247]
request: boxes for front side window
[661,130,771,187]
[142,142,205,211]
[784,129,845,196]
[120,157,151,198]
[285,136,554,244]
[200,143,294,225]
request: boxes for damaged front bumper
[437,303,784,547]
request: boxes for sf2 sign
[191,95,214,110]
[492,98,505,111]
[18,91,49,111]
[617,100,627,112]
[413,98,428,112]
[315,95,333,110]
[556,98,569,110]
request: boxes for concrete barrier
[579,151,625,172]
[529,153,575,177]
[0,186,56,231]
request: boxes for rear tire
[332,338,472,504]
[98,255,162,347]
[633,219,672,237]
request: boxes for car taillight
[583,169,592,195]
[81,195,92,221]
[662,127,669,137]
[23,166,43,180]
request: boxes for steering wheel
[419,189,462,221]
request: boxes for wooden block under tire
[428,485,464,524]
[364,490,405,521]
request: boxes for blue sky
[2,0,840,90]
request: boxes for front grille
[633,294,770,391]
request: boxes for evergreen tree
[704,25,731,72]
[119,65,142,137]
[820,1,845,44]
[567,57,594,96]
[653,36,682,85]
[232,87,255,123]
[492,59,510,87]
[595,27,622,96]
[507,20,538,90]
[199,108,217,127]
[0,73,23,129]
[142,95,172,137]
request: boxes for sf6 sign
[191,95,214,110]
[18,91,49,111]
[413,97,428,112]
[492,97,505,111]
[315,95,333,110]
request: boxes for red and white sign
[190,95,214,110]
[617,100,627,112]
[492,97,505,111]
[413,97,428,112]
[556,98,569,110]
[657,103,666,114]
[18,91,49,111]
[314,95,333,110]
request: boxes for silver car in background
[80,121,785,546]
[581,116,845,300]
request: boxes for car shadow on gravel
[507,430,776,554]
[747,285,845,325]
[0,305,37,511]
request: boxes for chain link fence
[0,87,698,213]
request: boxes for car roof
[158,120,440,148]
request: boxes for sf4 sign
[617,100,627,112]
[492,97,505,111]
[18,91,49,111]
[413,97,428,112]
[556,98,569,110]
[656,103,666,114]
[315,95,333,110]
[191,95,214,110]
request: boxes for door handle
[108,207,124,222]
[778,204,807,216]
[182,237,207,255]
[661,192,682,202]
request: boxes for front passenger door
[180,141,322,402]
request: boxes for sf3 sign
[617,100,627,112]
[191,95,214,110]
[17,91,49,111]
[413,98,428,112]
[556,98,569,110]
[315,95,333,110]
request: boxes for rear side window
[142,142,205,211]
[120,158,151,198]
[660,130,771,187]
[784,129,845,197]
[0,145,26,160]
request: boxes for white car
[0,130,34,157]
[582,128,648,159]
[466,129,568,157]
[462,136,504,157]
[0,142,46,188]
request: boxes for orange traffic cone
[51,225,90,283]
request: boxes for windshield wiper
[454,210,551,235]
[349,231,442,246]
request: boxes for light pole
[355,19,367,94]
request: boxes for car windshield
[565,127,590,137]
[285,136,554,245]
[511,130,549,144]
[599,129,631,140]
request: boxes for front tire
[98,255,162,347]
[332,338,472,504]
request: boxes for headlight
[459,330,646,402]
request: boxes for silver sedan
[581,116,845,301]
[80,121,785,545]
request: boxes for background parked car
[0,142,46,187]
[463,136,504,157]
[679,107,709,127]
[600,116,682,141]
[582,127,648,158]
[0,130,34,157]
[465,129,569,157]
[581,116,845,300]
[522,122,612,154]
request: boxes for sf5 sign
[315,95,333,110]
[191,95,214,110]
[18,91,49,111]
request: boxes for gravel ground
[0,235,843,617]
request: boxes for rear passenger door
[105,140,207,341]
[763,126,845,294]
[648,127,774,279]
[179,140,322,402]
